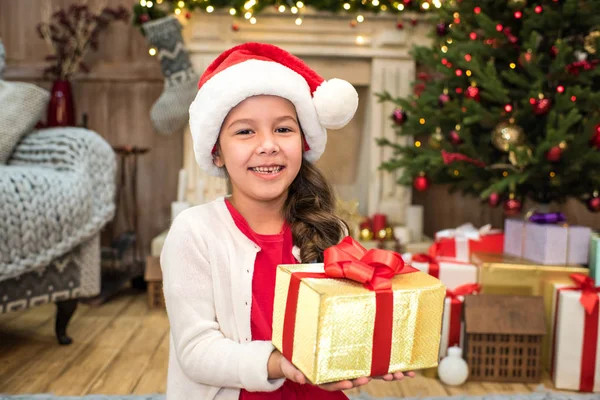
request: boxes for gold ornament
[385,227,394,240]
[508,0,526,9]
[584,31,599,54]
[429,128,443,149]
[492,121,524,152]
[377,229,388,240]
[508,145,533,168]
[359,228,374,241]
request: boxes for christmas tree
[376,0,600,215]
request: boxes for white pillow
[0,80,50,164]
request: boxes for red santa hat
[189,42,359,177]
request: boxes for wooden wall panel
[1,0,182,261]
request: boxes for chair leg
[55,299,78,345]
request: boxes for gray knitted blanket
[0,127,116,282]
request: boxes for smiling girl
[160,43,413,400]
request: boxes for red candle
[372,213,387,236]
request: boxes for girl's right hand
[268,349,307,384]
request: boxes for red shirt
[226,200,348,400]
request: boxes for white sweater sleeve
[160,215,285,392]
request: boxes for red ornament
[464,54,472,62]
[455,69,463,76]
[532,98,551,115]
[185,11,192,19]
[449,130,463,145]
[504,104,513,113]
[418,72,431,81]
[496,24,503,32]
[488,192,501,208]
[438,93,450,107]
[411,18,418,26]
[414,83,426,97]
[587,196,600,213]
[139,13,150,23]
[350,20,358,28]
[469,32,477,40]
[455,87,463,94]
[514,11,522,19]
[231,23,240,31]
[590,124,600,149]
[465,86,480,102]
[557,85,565,93]
[503,198,522,216]
[546,146,562,162]
[413,175,430,192]
[535,5,543,13]
[550,45,558,58]
[474,6,481,14]
[392,108,408,125]
[396,21,404,30]
[436,22,448,36]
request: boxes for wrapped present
[549,274,600,392]
[407,253,478,291]
[504,214,592,265]
[439,284,480,359]
[272,237,445,384]
[430,223,504,262]
[590,232,600,283]
[472,252,588,297]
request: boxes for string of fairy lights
[137,0,443,39]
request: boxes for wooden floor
[0,291,555,397]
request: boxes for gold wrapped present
[272,237,445,384]
[471,252,589,371]
[471,252,588,296]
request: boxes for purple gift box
[504,218,591,265]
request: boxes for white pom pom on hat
[188,42,359,177]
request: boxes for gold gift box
[471,252,588,296]
[471,252,589,370]
[272,263,445,384]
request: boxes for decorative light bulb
[295,17,303,25]
[230,8,236,15]
[149,47,157,56]
[178,0,185,7]
[206,6,214,12]
[278,5,285,11]
[357,15,365,22]
[297,1,304,7]
[250,17,257,24]
[344,3,351,9]
[147,1,153,8]
[291,6,298,13]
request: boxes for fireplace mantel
[181,11,431,224]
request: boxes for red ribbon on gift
[412,253,440,278]
[282,236,416,377]
[550,274,600,392]
[446,284,480,348]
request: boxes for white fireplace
[180,11,431,224]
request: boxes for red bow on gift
[446,283,481,299]
[570,273,600,315]
[324,236,408,291]
[411,253,440,279]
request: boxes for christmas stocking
[142,16,199,135]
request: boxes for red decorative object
[411,18,418,26]
[488,192,501,208]
[47,80,76,127]
[396,21,404,30]
[535,5,543,13]
[546,146,562,162]
[372,214,388,237]
[465,86,480,102]
[503,197,522,216]
[590,124,600,149]
[474,6,481,14]
[465,54,472,62]
[566,60,599,75]
[139,13,150,23]
[442,150,486,167]
[436,22,448,36]
[557,85,565,93]
[519,51,533,65]
[455,69,463,76]
[414,82,426,97]
[413,174,430,192]
[456,87,463,94]
[587,196,600,213]
[496,24,503,32]
[449,130,463,145]
[532,98,551,115]
[185,11,192,19]
[514,10,522,18]
[231,23,240,31]
[438,93,450,107]
[550,45,558,58]
[392,108,408,125]
[350,20,358,28]
[504,104,513,113]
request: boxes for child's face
[215,95,303,205]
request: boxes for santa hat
[189,42,359,177]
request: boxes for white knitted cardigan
[0,127,116,281]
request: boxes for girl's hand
[377,371,416,381]
[268,350,308,384]
[318,377,371,391]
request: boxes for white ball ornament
[437,346,469,386]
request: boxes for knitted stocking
[142,16,199,135]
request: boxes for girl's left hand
[377,370,416,381]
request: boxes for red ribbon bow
[570,273,600,315]
[446,283,481,299]
[411,253,440,279]
[445,284,480,349]
[324,236,407,291]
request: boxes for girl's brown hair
[283,161,348,263]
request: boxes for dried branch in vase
[37,0,130,80]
